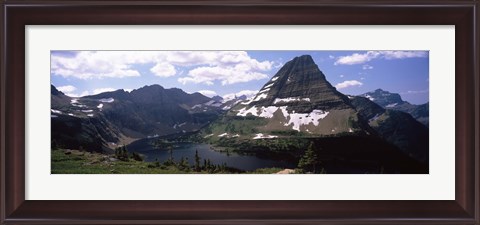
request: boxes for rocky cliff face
[247,55,351,112]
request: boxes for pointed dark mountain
[245,55,351,111]
[360,89,429,126]
[207,55,372,138]
[51,84,71,109]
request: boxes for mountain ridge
[359,89,429,126]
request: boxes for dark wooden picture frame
[1,1,479,224]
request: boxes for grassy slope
[52,149,184,174]
[51,148,285,174]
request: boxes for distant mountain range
[51,84,240,152]
[358,89,429,126]
[51,54,429,169]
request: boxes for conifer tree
[298,142,319,173]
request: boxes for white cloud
[335,80,363,89]
[179,66,269,86]
[273,61,284,69]
[402,90,429,94]
[339,74,344,78]
[223,90,259,101]
[335,51,428,65]
[329,55,335,59]
[56,85,90,97]
[124,89,133,93]
[52,51,273,86]
[65,90,90,98]
[197,90,217,97]
[93,88,116,95]
[362,64,374,70]
[57,85,77,93]
[51,51,145,79]
[150,62,176,77]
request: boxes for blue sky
[51,50,429,104]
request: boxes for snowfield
[236,105,329,131]
[284,110,329,131]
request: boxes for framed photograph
[1,0,478,224]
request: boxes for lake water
[127,139,295,171]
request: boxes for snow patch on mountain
[237,106,259,117]
[218,133,228,137]
[385,103,398,108]
[253,133,278,139]
[263,83,274,89]
[240,97,255,105]
[97,104,103,109]
[192,104,201,109]
[273,97,310,104]
[364,95,375,101]
[258,88,270,94]
[236,105,329,132]
[285,110,329,131]
[258,106,282,118]
[51,109,62,114]
[253,93,268,102]
[271,77,279,81]
[99,98,114,103]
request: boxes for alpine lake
[126,138,295,172]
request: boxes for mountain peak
[292,54,315,63]
[360,89,405,107]
[244,54,350,112]
[51,84,64,96]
